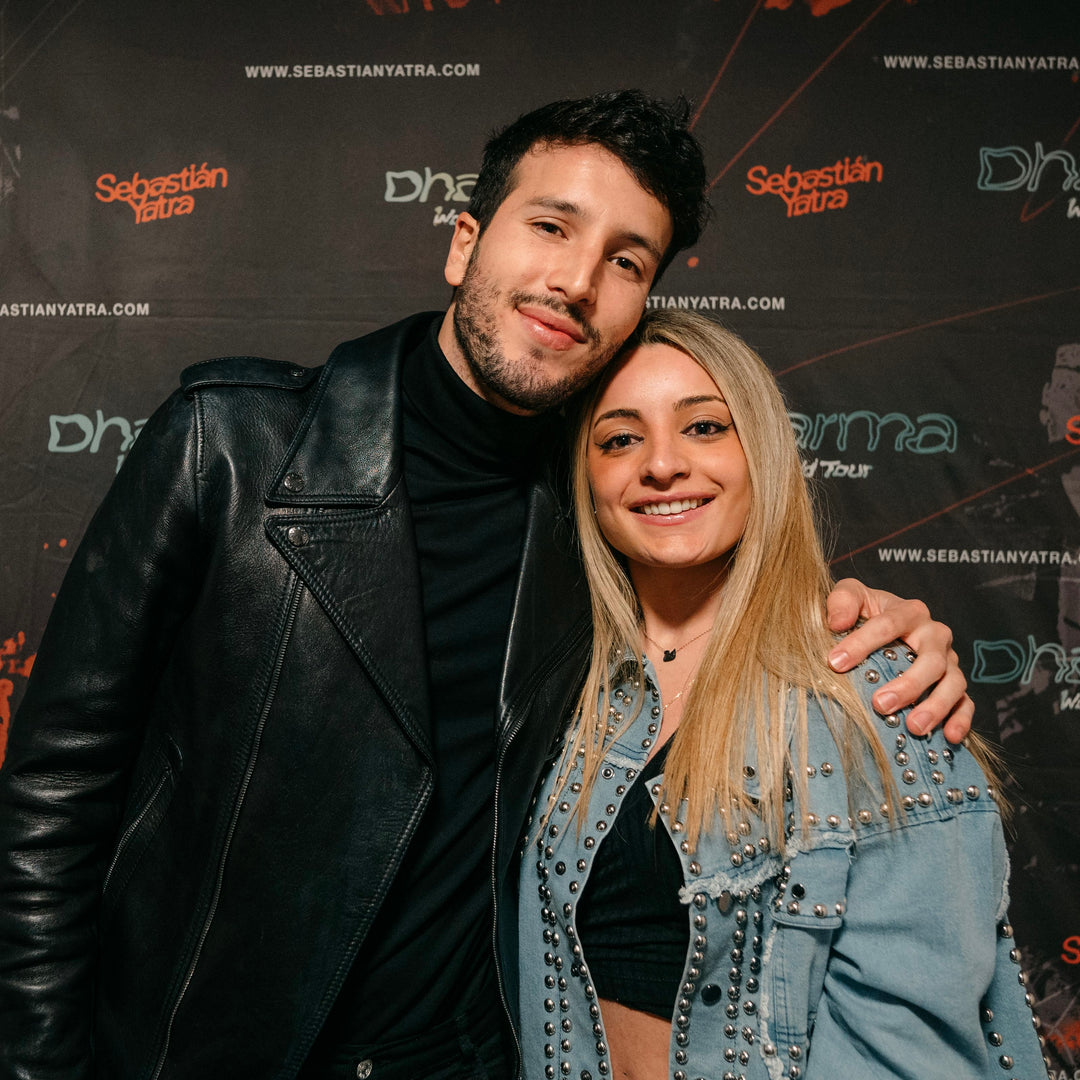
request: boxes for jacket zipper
[490,719,527,1077]
[149,574,305,1080]
[490,622,590,1080]
[101,768,170,896]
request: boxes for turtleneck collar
[403,316,562,478]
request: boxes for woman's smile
[587,343,751,577]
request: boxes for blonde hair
[551,309,899,852]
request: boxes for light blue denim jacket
[518,646,1049,1080]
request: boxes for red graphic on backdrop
[1065,935,1080,964]
[745,155,882,216]
[764,0,855,15]
[1048,1014,1080,1057]
[95,163,228,224]
[365,0,496,11]
[0,633,36,770]
[693,0,914,192]
[0,684,10,769]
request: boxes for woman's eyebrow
[674,394,725,411]
[592,407,642,425]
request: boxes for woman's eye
[598,433,636,451]
[687,420,730,437]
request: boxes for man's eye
[534,221,562,236]
[612,256,642,276]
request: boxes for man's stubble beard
[451,250,620,414]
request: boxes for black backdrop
[1,0,1077,1068]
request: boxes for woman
[518,310,1046,1080]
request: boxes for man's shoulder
[178,312,442,397]
[180,355,320,394]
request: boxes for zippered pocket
[101,734,183,902]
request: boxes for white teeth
[640,498,702,516]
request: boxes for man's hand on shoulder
[824,578,973,743]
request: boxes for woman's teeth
[639,498,703,516]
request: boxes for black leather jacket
[0,313,590,1080]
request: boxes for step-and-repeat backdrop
[1,0,1077,1068]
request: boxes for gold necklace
[668,672,696,705]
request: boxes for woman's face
[586,343,752,578]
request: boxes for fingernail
[907,710,930,734]
[876,691,899,714]
[828,649,849,671]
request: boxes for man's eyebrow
[526,197,665,266]
[622,230,665,267]
[529,196,582,217]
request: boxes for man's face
[438,143,674,415]
[1040,365,1080,443]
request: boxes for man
[1040,342,1080,513]
[0,92,969,1080]
[967,340,1080,1066]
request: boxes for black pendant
[663,649,676,662]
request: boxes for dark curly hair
[467,90,710,281]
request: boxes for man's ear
[444,211,480,287]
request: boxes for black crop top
[575,740,690,1019]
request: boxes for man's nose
[545,244,599,307]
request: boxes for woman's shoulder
[797,644,999,843]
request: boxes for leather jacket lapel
[266,319,426,508]
[492,470,591,942]
[498,471,590,738]
[265,314,436,761]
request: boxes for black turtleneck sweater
[305,317,560,1057]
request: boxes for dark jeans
[297,1008,511,1080]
